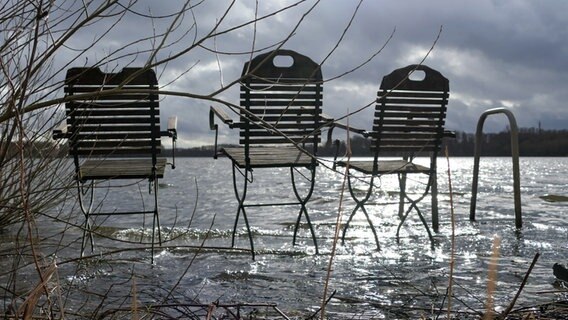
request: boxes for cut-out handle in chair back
[373,64,449,156]
[239,50,323,149]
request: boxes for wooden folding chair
[210,49,329,259]
[53,67,177,263]
[331,64,452,250]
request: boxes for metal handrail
[470,108,522,228]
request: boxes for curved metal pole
[470,108,522,228]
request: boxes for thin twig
[500,252,540,319]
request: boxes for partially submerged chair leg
[430,157,440,233]
[76,176,162,264]
[395,174,435,249]
[290,166,319,254]
[230,164,256,259]
[150,174,162,262]
[341,172,381,251]
[77,180,95,257]
[228,163,320,259]
[397,173,407,220]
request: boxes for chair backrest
[63,67,161,163]
[372,64,449,156]
[239,49,323,151]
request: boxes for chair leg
[397,173,407,219]
[431,170,439,233]
[342,171,380,251]
[151,178,161,264]
[397,199,434,249]
[231,164,255,260]
[77,180,95,257]
[290,167,318,254]
[396,176,435,249]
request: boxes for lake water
[1,157,567,318]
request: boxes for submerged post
[470,108,522,228]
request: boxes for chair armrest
[160,116,178,169]
[160,116,178,138]
[443,130,456,138]
[52,122,68,140]
[209,106,233,130]
[209,106,235,159]
[323,115,368,147]
[321,114,369,170]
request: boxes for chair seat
[221,146,316,168]
[78,158,167,180]
[337,159,429,175]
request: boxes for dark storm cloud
[57,0,568,146]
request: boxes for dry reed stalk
[321,118,352,320]
[206,303,216,320]
[16,261,57,319]
[483,236,501,320]
[445,146,456,318]
[131,278,139,320]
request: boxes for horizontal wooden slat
[338,159,430,175]
[65,90,157,101]
[72,140,160,149]
[374,111,442,118]
[221,146,316,168]
[67,102,158,109]
[371,125,442,132]
[242,93,322,100]
[374,119,443,127]
[244,84,320,91]
[69,146,161,159]
[69,125,156,133]
[245,107,320,114]
[378,90,448,99]
[370,145,439,153]
[247,77,322,84]
[67,110,159,118]
[70,133,156,140]
[378,105,446,112]
[379,99,447,106]
[368,132,440,139]
[243,100,321,107]
[239,115,318,122]
[242,130,317,137]
[69,118,159,125]
[239,137,320,145]
[78,158,166,180]
[235,123,322,130]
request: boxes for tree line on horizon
[167,127,568,157]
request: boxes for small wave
[540,194,568,202]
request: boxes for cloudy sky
[58,0,568,147]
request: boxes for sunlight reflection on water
[4,157,567,318]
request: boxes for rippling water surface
[2,157,567,318]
